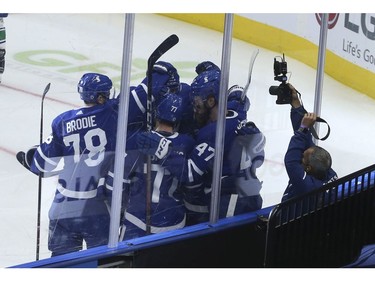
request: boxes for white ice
[1,14,374,267]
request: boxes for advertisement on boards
[241,13,375,73]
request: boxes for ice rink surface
[1,13,375,267]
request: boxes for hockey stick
[146,34,179,131]
[145,34,179,234]
[36,82,51,260]
[242,48,259,100]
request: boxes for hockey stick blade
[40,83,51,142]
[146,34,179,131]
[42,83,51,100]
[147,34,179,71]
[242,49,259,100]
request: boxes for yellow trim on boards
[160,13,375,100]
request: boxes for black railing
[264,164,375,267]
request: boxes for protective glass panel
[3,13,375,267]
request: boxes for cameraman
[281,83,338,205]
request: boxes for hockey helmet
[195,61,221,75]
[155,93,184,124]
[77,73,112,103]
[190,70,221,102]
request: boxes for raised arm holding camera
[267,54,338,205]
[281,83,338,204]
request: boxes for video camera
[269,54,291,104]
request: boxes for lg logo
[344,14,375,40]
[315,13,375,40]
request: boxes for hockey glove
[227,85,250,113]
[16,145,38,172]
[153,61,180,95]
[142,61,180,104]
[153,61,178,78]
[137,131,172,160]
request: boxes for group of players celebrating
[18,60,265,257]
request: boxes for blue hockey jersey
[107,130,196,240]
[31,99,119,220]
[163,110,249,222]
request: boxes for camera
[269,54,291,104]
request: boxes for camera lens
[269,86,280,96]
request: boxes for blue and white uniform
[164,109,263,225]
[226,85,265,214]
[228,120,265,214]
[31,73,118,256]
[108,93,196,239]
[179,75,265,224]
[120,131,195,239]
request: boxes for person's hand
[301,112,317,128]
[137,131,172,159]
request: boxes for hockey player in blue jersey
[282,83,338,214]
[18,73,117,256]
[226,85,265,214]
[185,63,265,222]
[138,66,265,225]
[118,93,195,239]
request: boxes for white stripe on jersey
[124,212,186,233]
[131,88,146,114]
[57,182,98,199]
